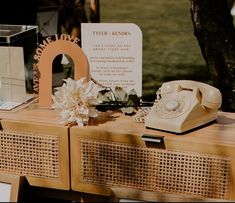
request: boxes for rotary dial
[153,95,190,119]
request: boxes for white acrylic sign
[0,46,28,110]
[0,182,11,202]
[81,23,142,96]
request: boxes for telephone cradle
[144,80,222,134]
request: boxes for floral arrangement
[51,77,98,127]
[52,77,149,127]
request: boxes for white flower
[52,77,98,126]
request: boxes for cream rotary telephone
[144,80,222,134]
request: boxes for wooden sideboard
[0,102,234,202]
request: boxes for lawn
[99,0,211,101]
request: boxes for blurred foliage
[100,0,212,101]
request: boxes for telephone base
[146,120,216,135]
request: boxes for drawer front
[0,130,60,179]
[72,138,231,200]
[0,121,70,190]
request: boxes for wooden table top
[0,101,234,147]
[73,110,235,148]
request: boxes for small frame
[110,187,229,202]
[37,6,61,37]
[0,173,25,202]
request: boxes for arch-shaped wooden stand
[37,39,89,107]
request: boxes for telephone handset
[144,80,222,134]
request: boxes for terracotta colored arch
[37,39,89,107]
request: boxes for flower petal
[51,77,99,127]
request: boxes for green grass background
[99,0,211,101]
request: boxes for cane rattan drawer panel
[0,130,59,178]
[0,120,70,190]
[79,139,230,200]
[70,128,231,200]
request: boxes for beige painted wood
[36,37,89,107]
[70,110,235,200]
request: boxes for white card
[0,182,11,202]
[81,23,142,96]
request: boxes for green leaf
[97,89,113,102]
[126,89,140,107]
[114,86,128,101]
[120,107,135,115]
[128,89,138,96]
[127,94,140,107]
